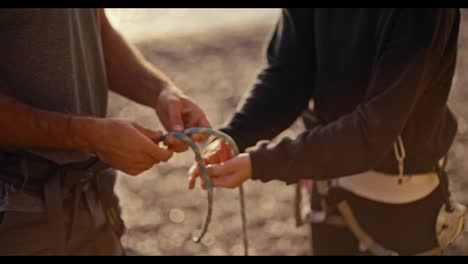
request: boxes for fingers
[206,154,251,189]
[187,140,236,190]
[196,112,212,128]
[150,146,174,163]
[190,133,208,142]
[128,122,174,162]
[211,172,239,189]
[143,139,173,162]
[206,163,239,189]
[205,140,233,161]
[220,140,234,160]
[168,100,184,132]
[131,122,163,142]
[163,136,189,153]
[186,114,210,141]
[188,163,200,189]
[206,160,236,179]
[182,100,212,142]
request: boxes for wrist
[157,82,184,98]
[68,116,104,152]
[136,62,178,107]
[153,82,187,113]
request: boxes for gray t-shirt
[0,8,108,164]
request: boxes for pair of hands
[85,86,210,176]
[86,84,252,187]
[155,87,253,188]
[187,139,252,190]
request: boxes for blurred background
[105,9,468,255]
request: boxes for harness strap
[415,247,444,256]
[295,184,303,227]
[336,200,444,256]
[306,209,347,227]
[435,161,453,212]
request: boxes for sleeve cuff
[248,141,298,185]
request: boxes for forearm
[222,10,314,151]
[221,68,310,152]
[99,10,179,108]
[0,93,97,152]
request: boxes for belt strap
[23,157,113,255]
[5,153,124,254]
[44,172,66,255]
[64,159,118,247]
[337,201,399,256]
[95,172,125,237]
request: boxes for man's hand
[155,86,211,152]
[81,118,173,176]
[188,139,234,189]
[99,10,211,153]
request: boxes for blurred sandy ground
[105,9,468,255]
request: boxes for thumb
[132,122,163,142]
[168,101,184,132]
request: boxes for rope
[158,127,249,255]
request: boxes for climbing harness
[158,127,249,255]
[295,135,467,256]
